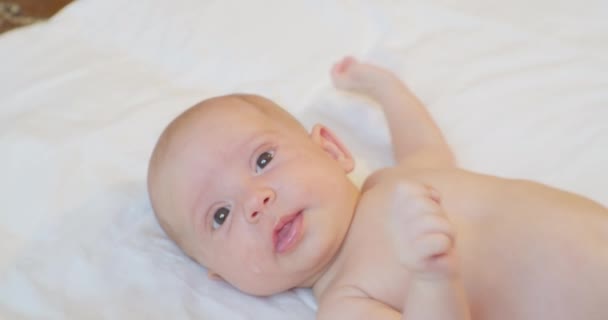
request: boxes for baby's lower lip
[274,211,304,254]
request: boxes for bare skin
[313,57,608,320]
[147,57,608,319]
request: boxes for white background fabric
[1,0,607,318]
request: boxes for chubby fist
[386,180,458,277]
[330,56,398,95]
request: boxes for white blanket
[1,0,607,318]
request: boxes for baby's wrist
[368,75,411,102]
[407,255,462,282]
[409,267,462,284]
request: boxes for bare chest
[331,170,608,319]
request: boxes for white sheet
[1,0,607,318]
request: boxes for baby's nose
[244,187,275,223]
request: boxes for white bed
[1,0,607,318]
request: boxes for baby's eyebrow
[190,190,211,235]
[188,175,226,235]
[230,130,275,156]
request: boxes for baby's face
[156,97,359,295]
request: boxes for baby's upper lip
[273,211,300,233]
[272,210,302,246]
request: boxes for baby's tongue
[277,221,294,246]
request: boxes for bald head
[147,93,306,258]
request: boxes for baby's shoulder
[361,164,485,194]
[361,165,442,193]
[361,166,406,192]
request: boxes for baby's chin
[231,274,303,297]
[228,252,329,296]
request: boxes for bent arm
[317,280,471,320]
[404,276,471,320]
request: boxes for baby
[147,57,608,320]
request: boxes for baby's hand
[330,56,399,96]
[386,180,458,278]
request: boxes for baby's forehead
[176,96,302,144]
[183,96,276,130]
[164,97,279,182]
[161,93,305,177]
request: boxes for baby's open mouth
[273,210,304,254]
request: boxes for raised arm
[331,57,455,168]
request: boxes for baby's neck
[309,184,362,299]
[309,217,357,301]
[309,245,347,300]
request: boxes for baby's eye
[212,207,230,230]
[255,151,274,173]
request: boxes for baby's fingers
[394,213,455,273]
[414,233,453,259]
[331,56,357,75]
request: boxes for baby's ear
[310,124,354,173]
